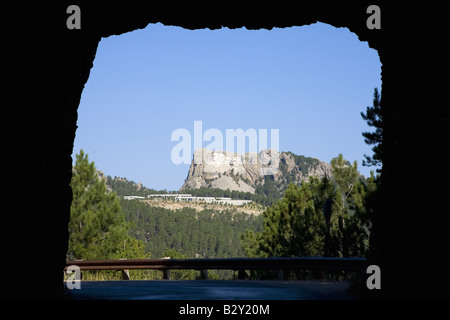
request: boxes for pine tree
[67,150,129,260]
[329,154,368,257]
[361,88,383,171]
[241,154,372,260]
[241,181,326,258]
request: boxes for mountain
[104,174,171,197]
[180,148,332,196]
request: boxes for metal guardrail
[65,257,367,280]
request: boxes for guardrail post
[163,269,171,280]
[161,257,171,280]
[200,269,208,280]
[238,269,247,280]
[122,269,130,280]
[119,258,130,280]
[277,269,284,280]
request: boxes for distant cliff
[180,148,332,195]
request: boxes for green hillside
[120,199,263,259]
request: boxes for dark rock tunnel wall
[3,3,448,299]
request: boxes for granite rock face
[181,148,332,193]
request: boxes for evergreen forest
[120,199,263,260]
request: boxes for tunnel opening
[69,22,381,281]
[11,3,446,300]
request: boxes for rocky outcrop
[180,148,332,194]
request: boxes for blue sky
[73,22,381,191]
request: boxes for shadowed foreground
[64,280,356,300]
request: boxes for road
[64,280,357,300]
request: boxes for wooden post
[122,269,130,280]
[200,269,208,280]
[119,258,130,280]
[238,269,247,280]
[277,269,284,280]
[163,269,171,280]
[162,256,171,280]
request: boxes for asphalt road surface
[64,280,356,300]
